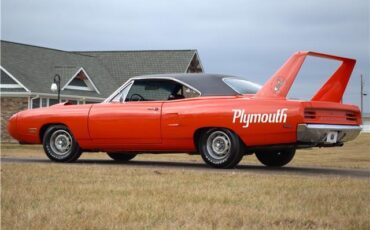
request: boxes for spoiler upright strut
[255,51,356,102]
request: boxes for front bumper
[7,113,19,140]
[297,124,362,146]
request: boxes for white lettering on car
[232,108,288,128]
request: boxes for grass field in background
[1,133,369,229]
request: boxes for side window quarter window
[168,83,200,100]
[182,85,200,98]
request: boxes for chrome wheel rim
[206,131,231,160]
[49,130,72,156]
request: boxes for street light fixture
[51,74,61,102]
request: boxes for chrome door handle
[147,107,159,111]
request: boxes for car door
[88,78,179,145]
[88,102,162,144]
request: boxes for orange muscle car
[8,51,362,168]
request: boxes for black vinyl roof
[132,73,245,96]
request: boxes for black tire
[42,125,82,162]
[199,128,244,169]
[107,152,137,162]
[255,148,296,167]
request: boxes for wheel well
[39,123,67,142]
[193,127,247,153]
[193,128,208,152]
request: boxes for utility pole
[361,74,363,114]
[360,74,368,115]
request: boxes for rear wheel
[107,152,137,162]
[199,128,244,168]
[255,148,295,167]
[43,125,82,162]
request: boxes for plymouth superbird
[8,51,362,168]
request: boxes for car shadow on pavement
[2,157,369,179]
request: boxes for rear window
[223,78,261,94]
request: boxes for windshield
[223,78,261,94]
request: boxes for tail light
[346,112,357,121]
[304,109,316,119]
[303,108,360,124]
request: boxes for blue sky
[1,0,369,112]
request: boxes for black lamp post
[51,74,61,102]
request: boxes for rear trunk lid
[302,101,362,125]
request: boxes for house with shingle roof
[0,40,203,142]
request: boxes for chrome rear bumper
[297,124,362,145]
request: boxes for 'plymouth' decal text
[232,108,288,128]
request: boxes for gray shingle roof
[1,41,116,98]
[75,50,197,85]
[1,40,200,99]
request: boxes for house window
[30,98,60,108]
[49,99,59,106]
[62,68,100,94]
[30,97,97,109]
[32,98,40,109]
[66,71,91,90]
[70,77,88,87]
[85,101,99,104]
[41,98,48,107]
[67,100,78,104]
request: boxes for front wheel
[107,152,137,162]
[43,125,82,162]
[199,128,244,169]
[255,148,296,167]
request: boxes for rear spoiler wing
[255,51,356,102]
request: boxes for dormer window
[0,67,29,92]
[62,68,100,94]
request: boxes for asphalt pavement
[2,156,369,179]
